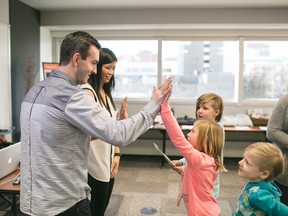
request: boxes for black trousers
[275,180,288,206]
[88,173,115,216]
[57,198,90,216]
[20,198,91,216]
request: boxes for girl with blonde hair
[160,93,226,216]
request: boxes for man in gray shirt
[19,31,172,216]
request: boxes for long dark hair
[88,48,117,110]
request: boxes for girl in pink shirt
[161,101,226,215]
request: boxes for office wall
[0,0,11,131]
[0,0,9,24]
[10,0,40,141]
[40,27,53,80]
[41,8,288,26]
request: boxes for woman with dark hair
[81,48,128,216]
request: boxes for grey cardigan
[267,93,288,186]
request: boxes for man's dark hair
[59,31,101,66]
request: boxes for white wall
[40,27,53,80]
[41,8,288,26]
[0,0,9,24]
[0,0,11,132]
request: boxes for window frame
[52,30,288,106]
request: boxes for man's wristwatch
[114,153,122,157]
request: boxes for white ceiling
[20,0,288,11]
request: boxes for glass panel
[244,41,288,99]
[99,40,158,98]
[162,40,239,100]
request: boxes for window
[100,39,239,100]
[53,36,288,103]
[99,40,158,98]
[243,41,288,99]
[162,40,239,100]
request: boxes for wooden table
[224,126,267,132]
[151,124,267,167]
[0,169,20,216]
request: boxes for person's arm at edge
[267,95,288,148]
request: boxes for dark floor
[0,156,245,216]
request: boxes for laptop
[0,142,21,179]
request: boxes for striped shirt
[20,70,159,215]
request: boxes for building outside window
[243,41,288,99]
[100,40,158,98]
[162,40,239,100]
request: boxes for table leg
[12,194,17,216]
[0,193,17,216]
[0,193,12,206]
